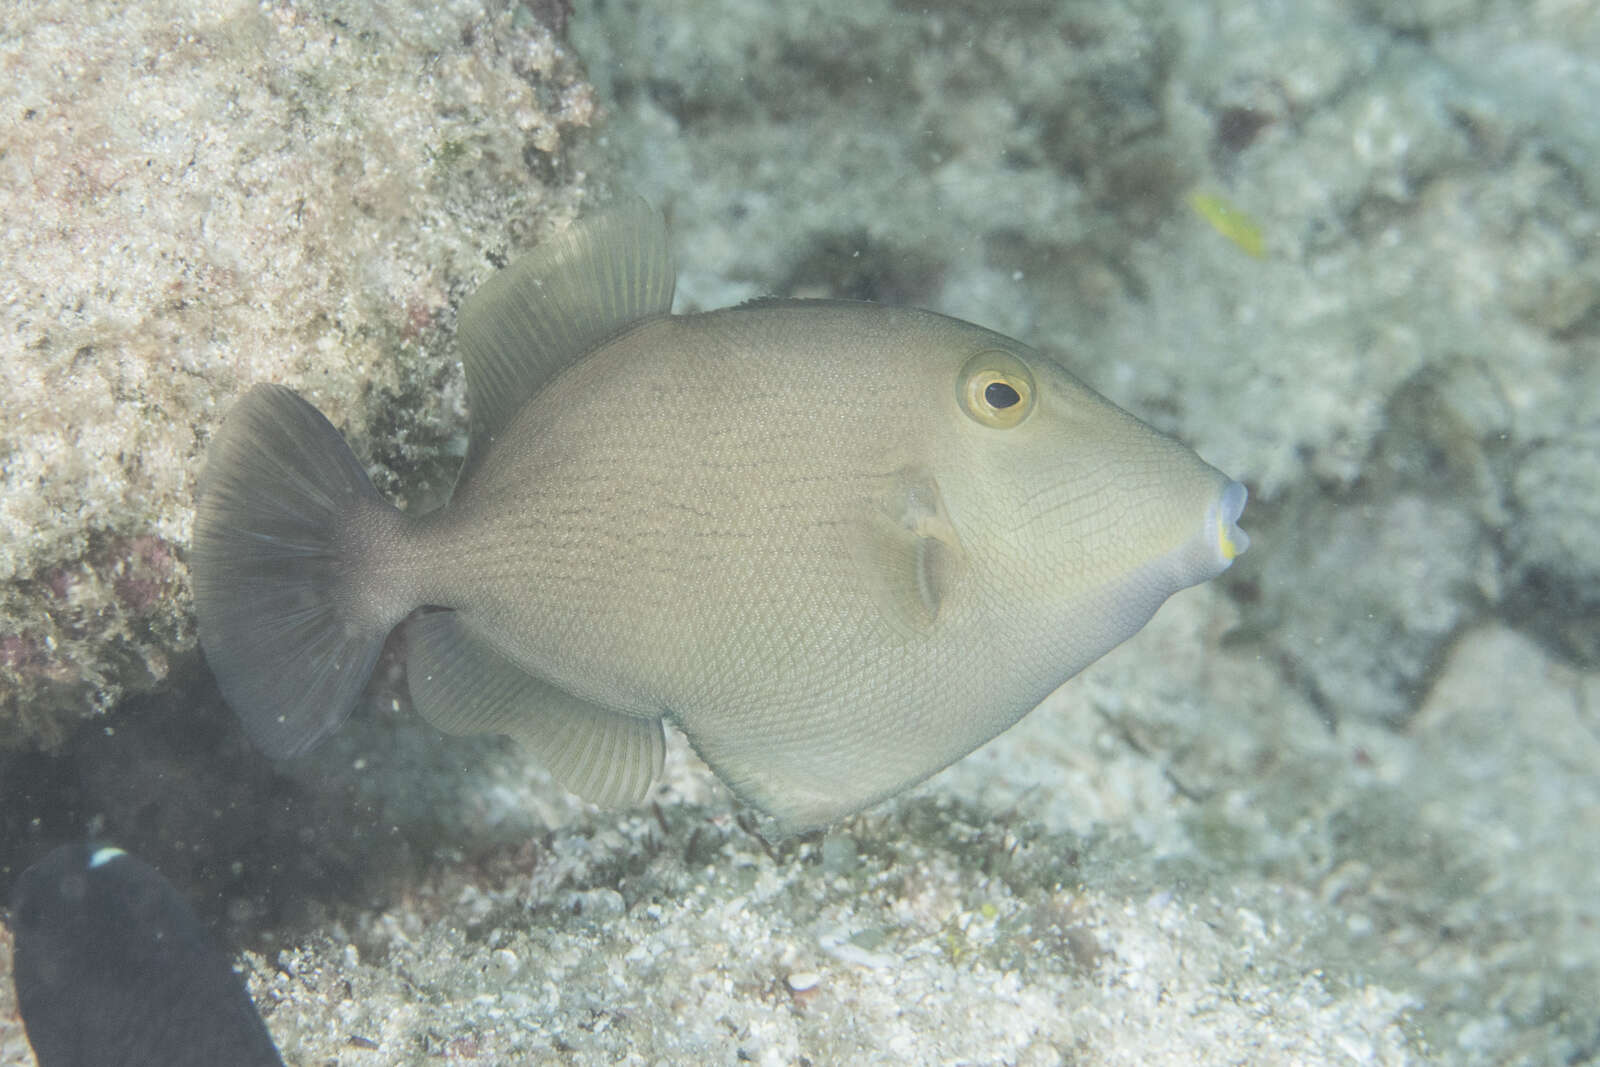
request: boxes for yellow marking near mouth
[1219,523,1243,562]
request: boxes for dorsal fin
[729,296,874,312]
[456,195,675,482]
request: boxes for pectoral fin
[851,468,966,639]
[406,611,664,808]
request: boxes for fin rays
[407,612,664,808]
[456,195,675,486]
[192,385,403,759]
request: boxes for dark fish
[8,843,283,1067]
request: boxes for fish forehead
[554,301,996,420]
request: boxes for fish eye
[959,350,1035,429]
[984,381,1020,408]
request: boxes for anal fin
[406,612,664,808]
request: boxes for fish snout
[1214,479,1250,566]
[1155,475,1249,594]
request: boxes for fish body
[7,843,284,1067]
[194,198,1248,831]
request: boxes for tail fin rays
[192,384,404,758]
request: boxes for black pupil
[984,380,1021,409]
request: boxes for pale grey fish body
[193,198,1248,831]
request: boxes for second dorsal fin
[456,195,676,481]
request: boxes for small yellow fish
[1188,190,1266,259]
[192,198,1248,831]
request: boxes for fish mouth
[1213,479,1250,565]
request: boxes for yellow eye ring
[958,350,1036,429]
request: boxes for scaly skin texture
[409,302,1237,828]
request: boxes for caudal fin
[191,384,406,758]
